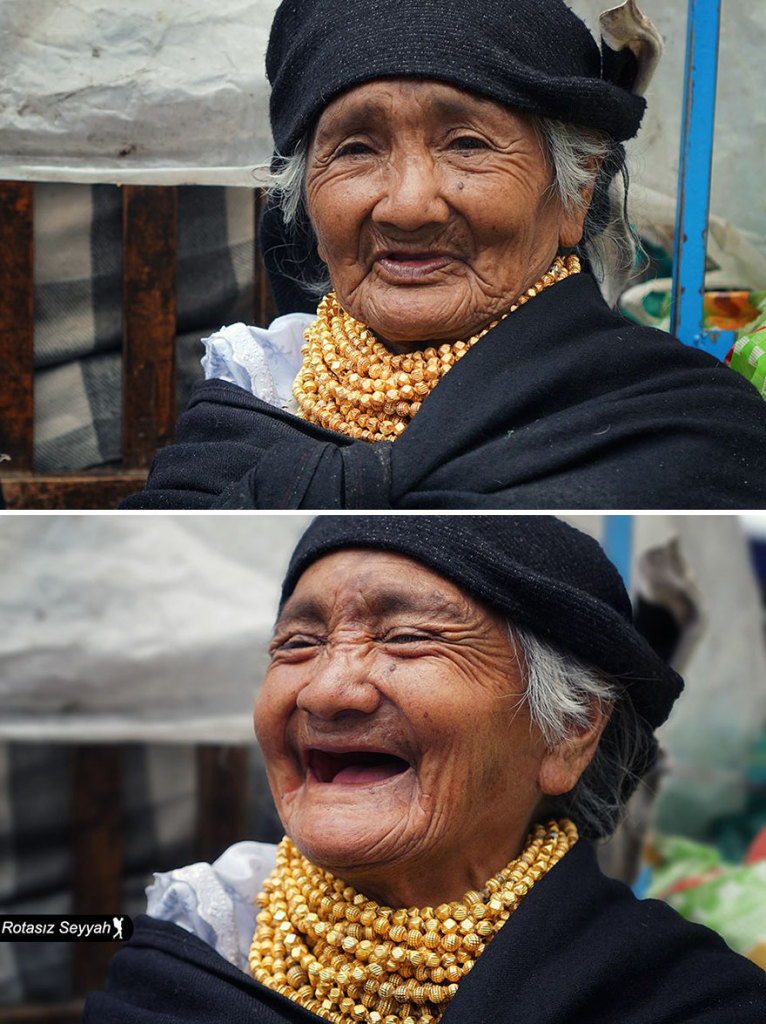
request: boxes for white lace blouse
[200,315,315,412]
[146,841,277,974]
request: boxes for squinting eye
[335,141,373,158]
[449,136,490,151]
[385,633,430,644]
[272,635,322,653]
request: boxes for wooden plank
[254,189,277,328]
[0,1000,85,1023]
[0,181,34,472]
[122,186,178,469]
[0,470,147,510]
[70,746,124,996]
[196,745,249,864]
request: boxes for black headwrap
[281,515,684,838]
[266,0,647,155]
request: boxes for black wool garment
[119,273,766,511]
[83,841,766,1023]
[266,0,646,153]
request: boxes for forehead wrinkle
[427,94,503,122]
[365,587,472,622]
[317,82,516,137]
[275,582,474,633]
[314,99,388,143]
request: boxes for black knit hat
[281,515,683,732]
[266,0,647,155]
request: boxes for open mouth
[307,749,411,786]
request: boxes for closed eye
[269,634,323,655]
[384,633,433,644]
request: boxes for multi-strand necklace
[249,819,578,1024]
[293,254,581,442]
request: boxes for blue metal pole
[670,0,734,361]
[602,516,633,590]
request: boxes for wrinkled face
[255,549,570,907]
[305,78,587,350]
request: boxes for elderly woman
[86,516,766,1022]
[120,0,766,510]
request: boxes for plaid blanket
[0,741,282,1006]
[32,183,256,472]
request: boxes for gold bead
[250,826,578,1023]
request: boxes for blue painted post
[670,0,735,361]
[603,516,633,590]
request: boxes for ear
[558,200,590,249]
[557,156,601,249]
[537,702,612,797]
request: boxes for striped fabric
[0,742,282,1005]
[32,183,256,472]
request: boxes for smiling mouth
[307,749,411,786]
[377,253,454,281]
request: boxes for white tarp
[1,1,765,252]
[0,0,280,186]
[0,515,311,742]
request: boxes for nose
[372,152,450,233]
[296,644,382,721]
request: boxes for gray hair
[511,623,654,841]
[536,118,636,306]
[268,116,637,307]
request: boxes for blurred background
[1,514,765,1019]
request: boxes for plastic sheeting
[571,0,766,257]
[634,516,766,838]
[0,0,279,186]
[0,515,311,743]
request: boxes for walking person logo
[112,917,124,941]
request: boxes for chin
[285,799,409,881]
[291,823,386,878]
[370,312,468,349]
[355,288,474,347]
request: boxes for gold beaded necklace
[249,819,578,1024]
[293,254,581,442]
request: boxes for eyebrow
[313,101,384,144]
[314,92,499,146]
[274,588,470,632]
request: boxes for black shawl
[120,274,766,509]
[84,840,766,1023]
